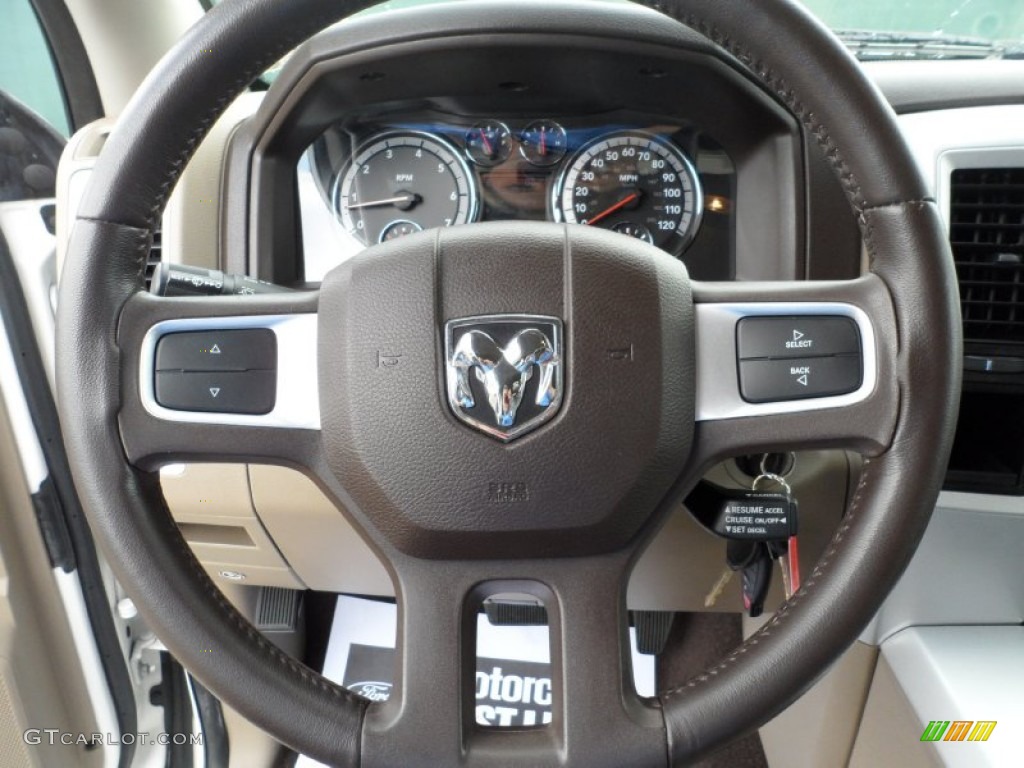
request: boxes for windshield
[800,0,1024,58]
[207,0,1024,61]
[801,0,1024,41]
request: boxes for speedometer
[554,131,702,255]
[334,132,478,245]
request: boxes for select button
[737,316,860,360]
[739,355,862,403]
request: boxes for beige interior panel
[63,0,203,116]
[0,664,37,768]
[161,464,304,589]
[161,463,257,518]
[163,93,262,272]
[750,629,878,768]
[849,655,942,768]
[201,563,303,591]
[222,703,283,768]
[0,391,103,767]
[56,94,259,280]
[629,451,852,612]
[249,465,393,596]
[55,119,113,276]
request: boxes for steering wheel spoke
[362,555,667,768]
[116,289,322,470]
[688,274,900,471]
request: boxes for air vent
[949,168,1024,349]
[945,167,1024,495]
[145,229,162,290]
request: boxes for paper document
[297,595,654,768]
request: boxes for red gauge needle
[480,130,494,157]
[539,128,547,156]
[585,192,639,226]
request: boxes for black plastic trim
[0,230,137,768]
[30,477,75,572]
[191,677,229,768]
[28,0,105,130]
[160,655,194,768]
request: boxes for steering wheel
[56,0,961,765]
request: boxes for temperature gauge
[466,121,512,166]
[519,120,567,166]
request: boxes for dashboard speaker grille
[949,167,1024,349]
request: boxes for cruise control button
[155,329,277,372]
[155,370,276,414]
[737,316,860,360]
[739,356,862,403]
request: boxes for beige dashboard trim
[249,465,393,596]
[160,464,304,591]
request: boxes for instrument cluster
[301,116,736,281]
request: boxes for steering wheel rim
[55,0,961,765]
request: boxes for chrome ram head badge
[445,315,563,441]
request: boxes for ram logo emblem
[445,315,563,441]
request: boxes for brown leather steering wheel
[56,0,961,764]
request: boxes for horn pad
[318,222,694,559]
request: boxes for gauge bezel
[552,130,704,257]
[465,120,513,167]
[332,130,480,245]
[518,119,568,167]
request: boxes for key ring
[759,451,797,480]
[750,470,800,600]
[752,472,792,496]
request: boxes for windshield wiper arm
[833,29,1009,61]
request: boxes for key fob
[685,480,798,542]
[741,545,772,618]
[715,491,797,541]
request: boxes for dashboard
[301,115,735,281]
[224,1,832,289]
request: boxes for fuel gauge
[466,121,512,167]
[519,120,567,166]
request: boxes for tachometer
[334,132,478,244]
[554,131,702,255]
